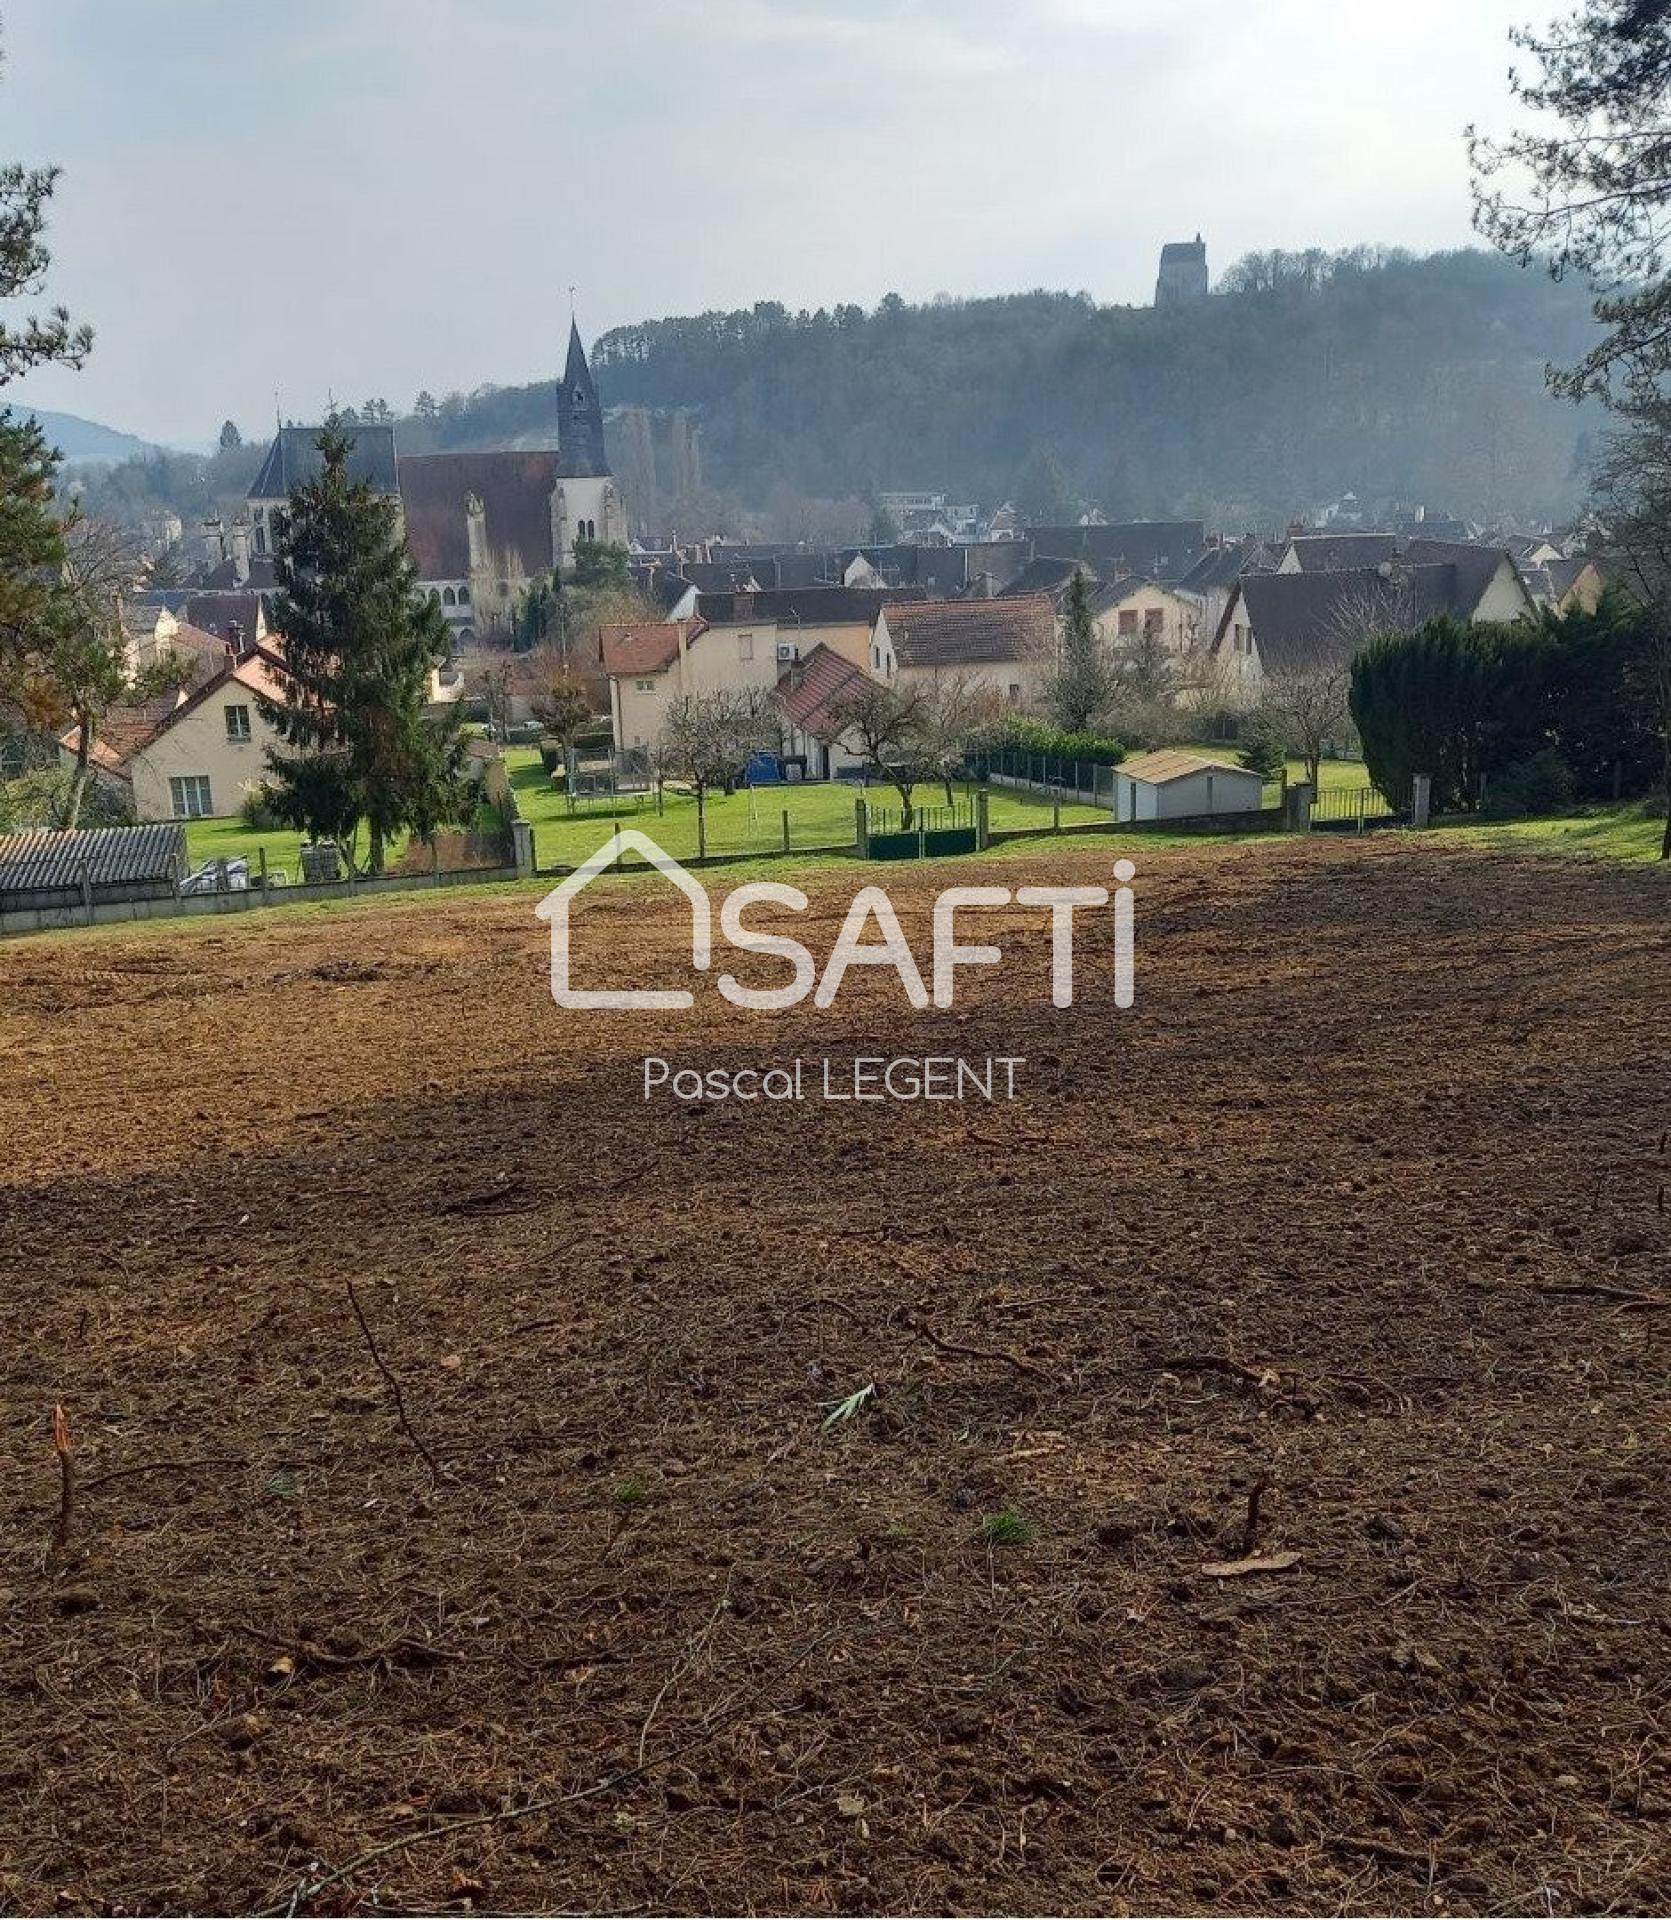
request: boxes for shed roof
[1118,749,1256,786]
[0,823,187,894]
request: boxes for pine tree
[1046,568,1115,733]
[263,423,468,873]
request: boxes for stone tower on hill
[1154,235,1209,306]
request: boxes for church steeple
[557,319,609,479]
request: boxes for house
[1523,555,1604,613]
[1175,536,1275,646]
[123,649,292,822]
[599,588,897,750]
[1210,554,1536,706]
[1111,750,1263,821]
[774,643,872,778]
[1088,577,1199,655]
[875,595,1056,704]
[61,620,238,798]
[399,449,561,641]
[1027,520,1206,582]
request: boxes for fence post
[976,786,990,850]
[78,856,93,927]
[258,847,270,903]
[1411,774,1432,830]
[855,795,869,858]
[697,790,707,861]
[512,818,534,877]
[431,839,442,887]
[781,807,790,853]
[1052,796,1061,834]
[1284,781,1313,833]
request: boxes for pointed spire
[557,315,610,479]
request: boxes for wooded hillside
[395,248,1602,534]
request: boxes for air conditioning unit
[776,642,799,662]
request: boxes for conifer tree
[1046,568,1115,733]
[263,423,468,873]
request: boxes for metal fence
[965,749,1119,809]
[1310,783,1405,830]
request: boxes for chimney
[201,516,225,568]
[227,619,249,659]
[227,515,252,585]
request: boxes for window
[1144,608,1164,639]
[1008,683,1022,702]
[635,677,656,693]
[738,633,754,661]
[1118,608,1138,635]
[224,704,251,742]
[170,775,213,818]
[457,584,469,605]
[442,586,456,606]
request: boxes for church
[240,320,627,643]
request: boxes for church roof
[399,450,559,580]
[557,321,611,480]
[248,423,398,501]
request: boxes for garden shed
[1111,751,1264,822]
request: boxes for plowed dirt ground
[1,835,1668,1916]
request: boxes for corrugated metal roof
[1118,750,1259,786]
[0,824,187,895]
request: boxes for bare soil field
[1,836,1669,1916]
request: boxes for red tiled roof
[774,644,869,740]
[886,594,1055,670]
[599,617,706,677]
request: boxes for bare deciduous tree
[831,678,935,827]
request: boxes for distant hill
[7,406,163,465]
[394,246,1606,534]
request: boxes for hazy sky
[4,0,1538,446]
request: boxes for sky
[2,0,1539,447]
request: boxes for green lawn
[1437,800,1669,863]
[182,816,411,881]
[504,749,1107,867]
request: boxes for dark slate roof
[557,322,610,479]
[0,823,186,896]
[398,450,559,580]
[182,590,266,645]
[775,643,869,740]
[1027,521,1206,579]
[248,423,399,500]
[201,556,277,591]
[1175,538,1273,594]
[886,595,1056,670]
[836,544,982,595]
[1222,565,1496,674]
[999,555,1088,601]
[694,586,917,627]
[1282,533,1401,572]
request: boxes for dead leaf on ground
[1200,1550,1302,1578]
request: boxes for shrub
[976,716,1126,782]
[538,742,563,774]
[1482,748,1577,818]
[1238,713,1288,784]
[239,782,282,830]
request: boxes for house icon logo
[536,829,711,1010]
